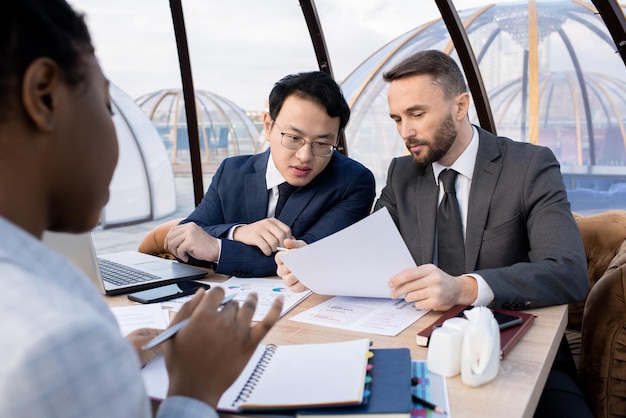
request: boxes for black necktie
[275,182,297,217]
[437,169,465,276]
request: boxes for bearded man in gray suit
[381,51,588,313]
[378,50,590,417]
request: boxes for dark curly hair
[0,0,93,117]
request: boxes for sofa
[137,218,183,260]
[572,210,626,417]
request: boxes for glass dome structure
[104,84,177,227]
[341,0,626,213]
[136,89,261,171]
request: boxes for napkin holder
[426,317,469,377]
[461,306,500,387]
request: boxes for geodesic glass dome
[342,0,626,214]
[136,89,261,171]
[104,84,177,227]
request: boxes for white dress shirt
[265,152,288,218]
[226,152,285,242]
[432,126,495,306]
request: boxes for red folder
[493,308,536,357]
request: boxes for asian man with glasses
[165,71,376,277]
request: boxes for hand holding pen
[163,287,283,407]
[142,291,237,350]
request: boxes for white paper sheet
[161,277,312,321]
[289,296,429,336]
[279,207,417,298]
[110,303,169,336]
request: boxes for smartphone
[127,281,210,304]
[456,307,523,330]
[492,311,523,330]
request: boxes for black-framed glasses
[273,121,337,157]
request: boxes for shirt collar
[433,125,479,184]
[265,151,286,190]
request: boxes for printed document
[110,303,169,336]
[289,296,428,336]
[162,277,312,321]
[279,207,416,298]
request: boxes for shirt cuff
[216,238,222,263]
[156,396,218,418]
[466,273,494,306]
[226,225,242,240]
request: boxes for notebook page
[141,339,371,410]
[217,344,267,412]
[141,354,168,400]
[241,338,370,409]
[141,346,268,408]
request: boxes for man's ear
[455,92,471,121]
[263,112,273,140]
[21,57,61,132]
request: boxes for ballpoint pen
[142,292,237,351]
[411,377,446,415]
[412,394,447,415]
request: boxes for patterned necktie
[437,169,465,276]
[275,182,297,217]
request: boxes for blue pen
[142,292,237,351]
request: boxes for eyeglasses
[273,120,337,157]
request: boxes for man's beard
[408,114,457,165]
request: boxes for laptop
[42,231,208,295]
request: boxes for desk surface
[106,277,566,418]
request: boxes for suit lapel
[245,151,270,221]
[278,188,315,226]
[277,158,335,225]
[465,130,502,271]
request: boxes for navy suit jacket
[182,149,376,277]
[374,126,588,310]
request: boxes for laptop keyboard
[97,258,160,286]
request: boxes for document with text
[279,207,417,298]
[289,296,428,336]
[110,303,169,336]
[161,277,312,322]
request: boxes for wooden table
[106,276,567,418]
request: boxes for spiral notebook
[141,338,372,412]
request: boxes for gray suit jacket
[374,126,588,310]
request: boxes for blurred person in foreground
[0,1,282,417]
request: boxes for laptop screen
[42,231,105,294]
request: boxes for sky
[68,0,495,111]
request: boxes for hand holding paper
[275,239,309,293]
[278,208,416,298]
